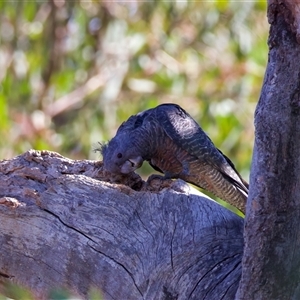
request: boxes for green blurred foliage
[0,2,268,297]
[0,281,34,300]
[0,1,268,178]
[0,281,103,300]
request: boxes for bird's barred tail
[187,165,248,214]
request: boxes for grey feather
[101,103,248,213]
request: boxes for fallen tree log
[0,150,243,299]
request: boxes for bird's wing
[150,104,216,157]
[217,148,249,191]
[116,107,158,135]
[151,103,248,193]
[116,116,140,135]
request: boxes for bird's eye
[117,153,122,159]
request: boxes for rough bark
[236,1,300,299]
[0,150,243,300]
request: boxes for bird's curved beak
[121,156,143,174]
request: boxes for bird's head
[101,137,144,174]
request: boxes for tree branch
[0,150,243,299]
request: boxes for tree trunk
[236,1,300,299]
[0,150,243,300]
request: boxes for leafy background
[0,1,268,177]
[0,0,268,298]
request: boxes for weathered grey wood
[0,150,243,299]
[236,1,300,299]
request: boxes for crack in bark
[88,243,144,299]
[221,278,241,300]
[187,251,238,299]
[174,243,223,288]
[135,205,156,241]
[21,252,65,278]
[42,207,98,244]
[221,271,241,300]
[170,222,177,271]
[0,271,11,278]
[41,207,144,299]
[203,254,241,299]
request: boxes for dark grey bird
[101,103,248,213]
